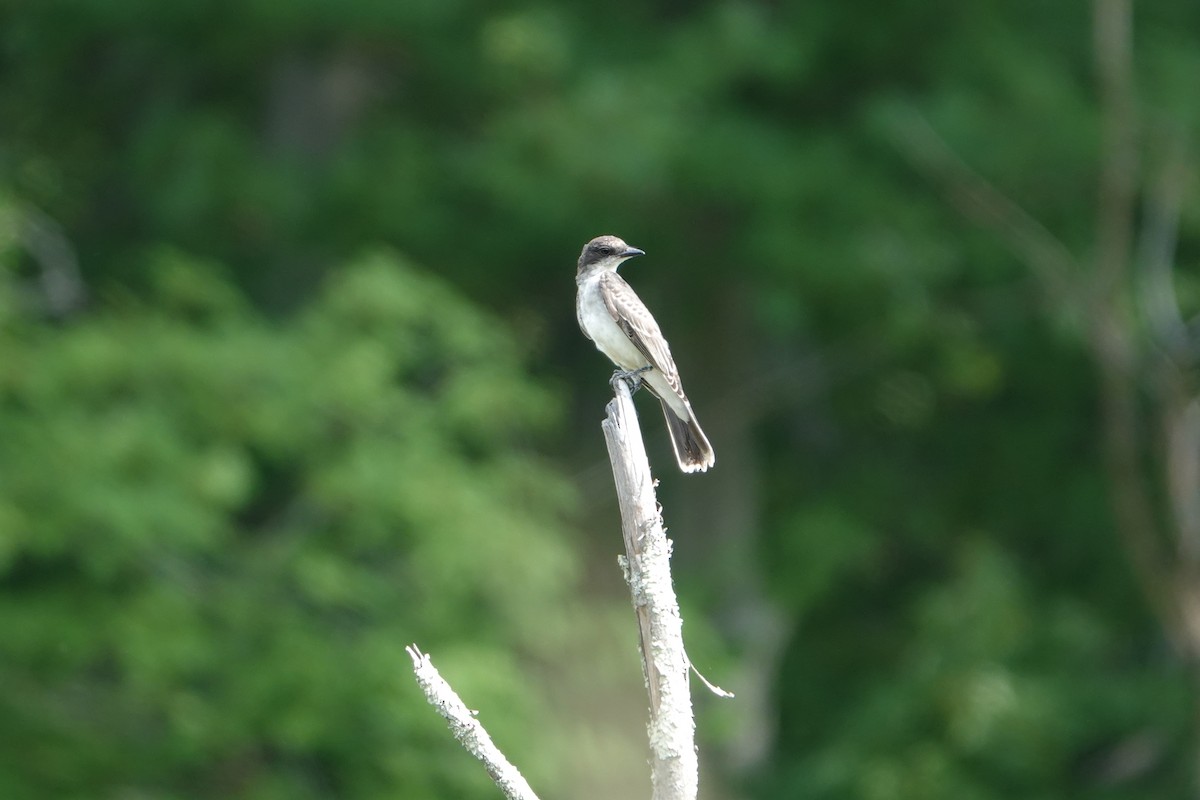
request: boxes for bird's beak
[621,247,645,259]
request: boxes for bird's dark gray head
[577,235,645,275]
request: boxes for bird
[575,234,715,473]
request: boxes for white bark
[601,377,699,800]
[406,644,541,800]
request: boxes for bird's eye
[597,246,614,256]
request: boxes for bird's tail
[661,400,716,473]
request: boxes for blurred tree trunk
[1088,0,1200,671]
[898,0,1200,786]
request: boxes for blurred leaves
[769,538,1192,800]
[0,248,577,799]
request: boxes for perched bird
[575,235,715,473]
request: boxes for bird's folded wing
[599,272,683,396]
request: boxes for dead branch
[601,376,699,800]
[406,645,541,800]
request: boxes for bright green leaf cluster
[0,248,577,799]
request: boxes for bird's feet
[610,365,654,394]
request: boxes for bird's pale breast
[577,274,649,371]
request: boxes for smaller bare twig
[406,644,541,800]
[688,660,735,699]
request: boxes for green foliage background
[2,1,1198,798]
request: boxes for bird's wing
[599,272,684,397]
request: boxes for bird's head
[577,235,645,275]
